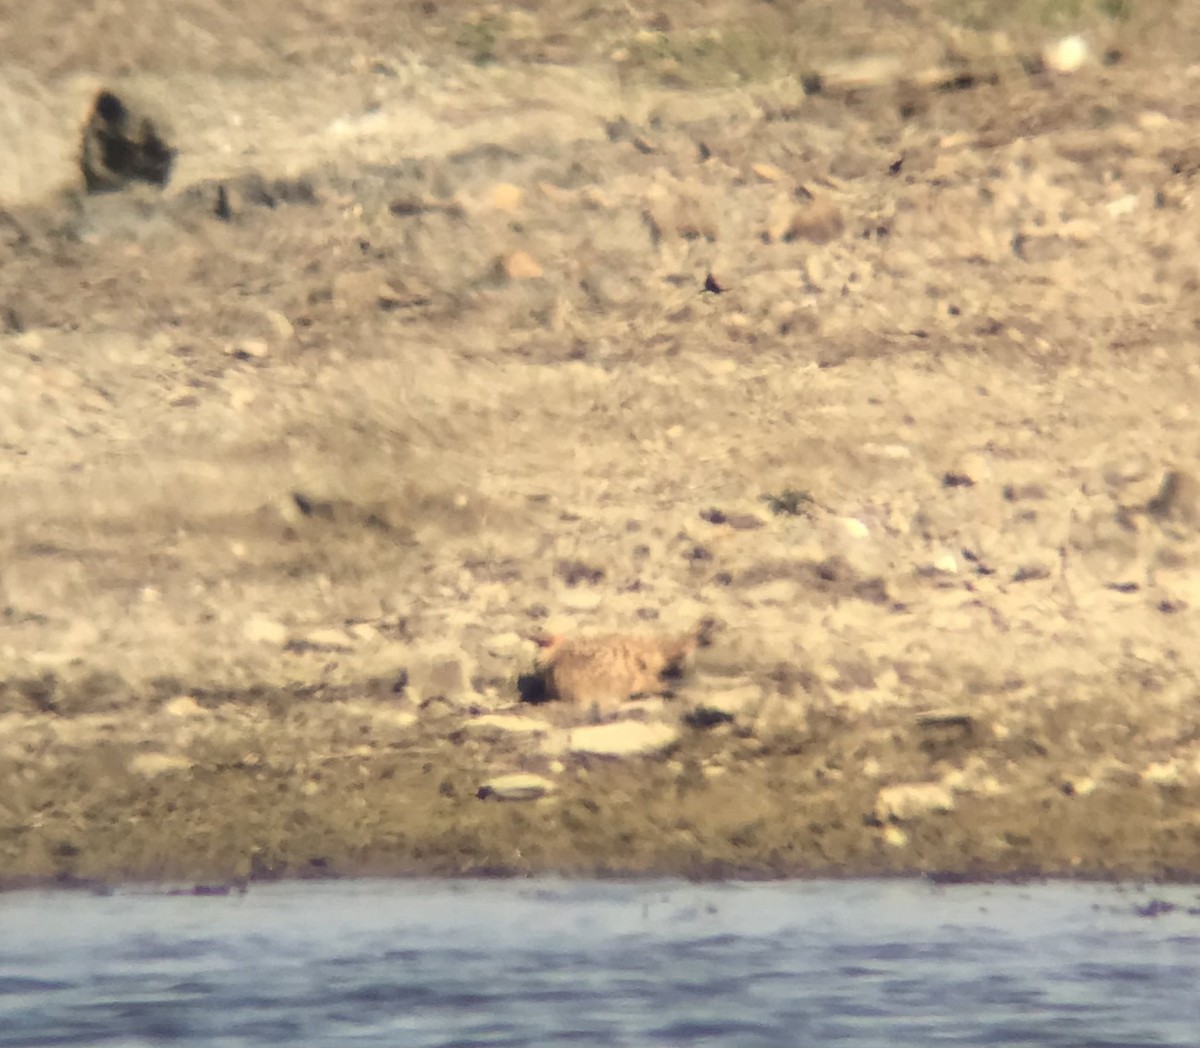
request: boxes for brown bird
[525,618,716,716]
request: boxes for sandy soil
[4,0,1200,887]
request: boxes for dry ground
[4,0,1200,886]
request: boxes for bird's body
[530,619,714,715]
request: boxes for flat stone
[558,588,603,612]
[569,720,679,758]
[875,782,955,823]
[129,752,193,778]
[466,714,553,738]
[485,631,527,658]
[242,615,288,646]
[373,709,418,730]
[503,250,543,280]
[1141,760,1181,787]
[304,628,355,651]
[162,695,208,718]
[487,182,524,212]
[751,161,787,183]
[477,772,556,801]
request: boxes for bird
[522,617,717,717]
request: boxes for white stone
[373,709,418,730]
[1141,760,1181,787]
[478,772,557,801]
[841,517,870,540]
[243,615,288,646]
[304,628,355,650]
[932,551,959,574]
[1044,34,1089,74]
[466,714,553,738]
[875,782,955,822]
[569,720,679,758]
[129,752,193,778]
[559,588,603,612]
[485,632,527,658]
[163,695,208,718]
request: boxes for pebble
[466,714,553,738]
[503,250,543,280]
[569,720,679,758]
[128,752,193,778]
[751,162,787,183]
[162,695,208,718]
[841,517,871,541]
[265,310,294,341]
[303,628,355,651]
[1141,761,1181,787]
[1044,34,1090,74]
[931,551,959,574]
[875,782,955,822]
[477,772,557,801]
[243,615,289,646]
[487,182,524,212]
[373,709,418,730]
[227,339,270,360]
[559,588,603,612]
[486,632,527,658]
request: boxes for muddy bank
[4,1,1200,887]
[5,677,1200,887]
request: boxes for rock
[487,182,523,212]
[373,709,418,730]
[265,310,294,342]
[1141,760,1181,787]
[875,783,955,822]
[841,517,871,541]
[466,714,553,739]
[128,752,192,778]
[486,632,527,658]
[751,162,787,183]
[477,772,556,801]
[80,89,175,193]
[702,358,738,377]
[569,720,679,758]
[1044,34,1090,74]
[1145,469,1200,534]
[558,587,603,612]
[243,615,289,646]
[406,650,475,706]
[226,339,270,360]
[162,695,208,718]
[302,628,355,651]
[931,551,959,575]
[502,250,543,280]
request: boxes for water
[2,878,1199,1047]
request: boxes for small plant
[761,488,816,518]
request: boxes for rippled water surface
[2,878,1199,1046]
